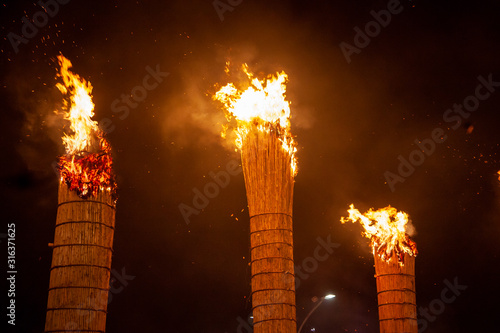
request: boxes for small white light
[324,294,336,299]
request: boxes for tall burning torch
[214,64,297,333]
[341,204,418,333]
[45,55,117,333]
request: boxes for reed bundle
[374,252,417,333]
[240,125,296,333]
[45,182,116,333]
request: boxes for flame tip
[214,64,297,175]
[56,55,115,199]
[342,204,417,263]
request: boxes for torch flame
[213,64,297,175]
[56,55,99,155]
[341,204,417,264]
[56,55,115,198]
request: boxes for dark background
[1,0,500,332]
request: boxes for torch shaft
[45,182,115,333]
[242,128,296,333]
[374,252,417,333]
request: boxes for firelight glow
[213,63,297,175]
[56,54,115,198]
[341,204,417,264]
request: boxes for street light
[297,294,336,333]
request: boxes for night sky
[2,0,500,332]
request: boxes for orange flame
[341,204,417,264]
[56,55,115,198]
[56,55,98,155]
[213,64,297,175]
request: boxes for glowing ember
[341,204,417,264]
[56,55,115,198]
[497,170,500,181]
[213,64,297,175]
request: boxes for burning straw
[214,64,297,333]
[45,55,117,333]
[341,204,418,333]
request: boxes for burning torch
[341,204,418,333]
[45,55,117,333]
[214,64,297,333]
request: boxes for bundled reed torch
[214,64,297,333]
[45,55,117,333]
[341,204,418,333]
